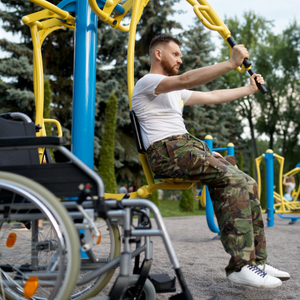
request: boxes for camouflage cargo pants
[146,134,267,275]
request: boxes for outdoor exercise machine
[0,0,268,298]
[256,150,300,227]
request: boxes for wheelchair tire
[71,219,121,299]
[123,275,156,300]
[0,171,81,300]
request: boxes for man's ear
[154,49,162,61]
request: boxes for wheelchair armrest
[0,136,66,148]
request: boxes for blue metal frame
[264,151,275,227]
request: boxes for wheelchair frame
[0,115,194,299]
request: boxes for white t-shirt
[132,74,193,150]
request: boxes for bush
[238,152,244,171]
[147,190,159,207]
[98,94,118,194]
[179,187,194,212]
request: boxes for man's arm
[155,45,248,95]
[185,74,264,106]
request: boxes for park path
[98,214,300,300]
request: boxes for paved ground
[97,213,300,300]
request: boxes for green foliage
[219,12,275,158]
[43,78,55,161]
[179,187,194,212]
[219,12,300,168]
[44,78,52,136]
[178,21,245,146]
[250,154,255,179]
[238,152,244,171]
[260,161,267,209]
[98,94,118,193]
[2,2,300,194]
[147,190,159,207]
[156,200,205,218]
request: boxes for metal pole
[72,0,98,169]
[264,150,274,227]
[204,135,220,234]
[227,142,234,156]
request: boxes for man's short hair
[149,35,181,55]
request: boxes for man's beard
[161,59,179,76]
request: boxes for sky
[173,0,300,55]
[1,0,299,43]
[175,0,299,33]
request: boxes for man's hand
[249,74,265,93]
[212,151,223,158]
[229,45,249,69]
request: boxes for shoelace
[247,265,267,278]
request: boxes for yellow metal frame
[22,0,74,161]
[273,153,300,213]
[88,0,149,32]
[122,0,202,200]
[255,155,264,198]
[24,0,252,199]
[185,0,250,73]
[256,152,300,214]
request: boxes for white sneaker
[257,264,290,281]
[227,265,282,289]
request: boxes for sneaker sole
[227,278,282,289]
[276,276,290,281]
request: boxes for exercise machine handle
[227,37,268,95]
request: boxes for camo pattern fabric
[146,134,267,275]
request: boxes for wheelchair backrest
[129,110,146,154]
[0,114,40,166]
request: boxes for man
[132,35,290,288]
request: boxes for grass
[153,199,206,218]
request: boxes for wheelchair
[0,113,194,300]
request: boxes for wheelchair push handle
[227,37,268,95]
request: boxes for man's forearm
[186,85,254,106]
[179,60,235,89]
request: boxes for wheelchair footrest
[148,273,176,293]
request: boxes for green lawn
[154,199,206,218]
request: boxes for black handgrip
[248,69,268,95]
[243,58,251,69]
[227,36,267,95]
[227,37,252,69]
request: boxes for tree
[250,154,255,179]
[179,187,194,212]
[218,11,274,158]
[44,78,52,136]
[255,22,300,171]
[98,94,118,193]
[238,152,244,171]
[178,18,247,150]
[260,161,267,209]
[147,190,159,207]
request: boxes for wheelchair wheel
[123,275,156,300]
[71,218,121,299]
[0,171,80,300]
